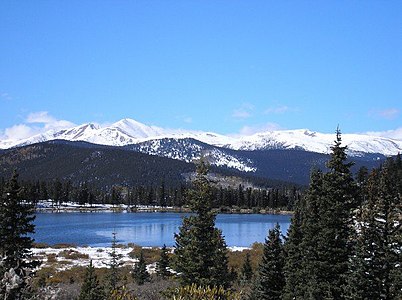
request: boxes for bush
[32,242,50,248]
[46,253,58,263]
[163,284,241,300]
[128,245,160,263]
[58,249,89,260]
[53,243,77,249]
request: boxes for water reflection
[34,212,291,247]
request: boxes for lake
[33,212,292,247]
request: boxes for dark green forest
[0,177,300,211]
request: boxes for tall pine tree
[173,158,230,288]
[283,129,359,299]
[254,223,285,300]
[282,190,308,300]
[346,159,402,299]
[0,171,39,299]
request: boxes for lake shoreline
[36,200,293,215]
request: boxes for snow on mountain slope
[3,123,101,148]
[229,129,402,156]
[126,138,256,172]
[111,118,163,138]
[1,119,401,158]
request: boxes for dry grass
[128,245,161,264]
[227,242,263,272]
[53,243,77,249]
[58,249,89,260]
[46,253,57,263]
[32,242,50,249]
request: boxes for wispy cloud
[369,108,400,120]
[264,105,289,114]
[235,122,282,136]
[1,111,75,141]
[4,124,39,140]
[183,117,193,124]
[26,111,75,132]
[1,92,13,101]
[26,111,56,123]
[232,103,254,119]
[175,115,193,124]
[264,104,300,115]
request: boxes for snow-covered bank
[32,245,250,272]
[32,246,137,269]
[35,200,185,213]
[35,200,293,215]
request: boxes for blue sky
[1,1,401,140]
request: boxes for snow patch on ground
[32,245,249,272]
[32,246,137,270]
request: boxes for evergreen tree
[0,171,39,299]
[78,260,106,300]
[173,158,230,288]
[346,160,402,299]
[240,252,253,283]
[297,169,324,299]
[159,180,167,207]
[106,232,123,294]
[132,250,150,285]
[282,194,307,300]
[312,129,358,298]
[156,244,171,278]
[254,223,285,300]
[283,129,359,299]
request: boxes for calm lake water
[33,212,291,247]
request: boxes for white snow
[1,118,401,158]
[32,246,137,270]
[229,129,402,156]
[32,245,249,271]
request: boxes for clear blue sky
[1,1,401,140]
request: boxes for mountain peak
[1,119,402,157]
[111,118,163,139]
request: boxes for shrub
[46,253,58,263]
[163,284,241,300]
[53,243,77,249]
[58,249,89,260]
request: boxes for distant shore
[35,200,293,215]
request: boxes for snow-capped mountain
[231,129,402,156]
[1,118,401,173]
[125,138,256,172]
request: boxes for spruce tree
[298,169,325,299]
[283,129,359,299]
[282,194,307,300]
[156,244,171,278]
[173,158,230,288]
[314,129,358,298]
[132,250,150,285]
[254,223,285,300]
[0,170,39,299]
[346,160,402,299]
[78,260,106,300]
[106,232,123,294]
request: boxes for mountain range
[2,118,401,156]
[1,118,400,185]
